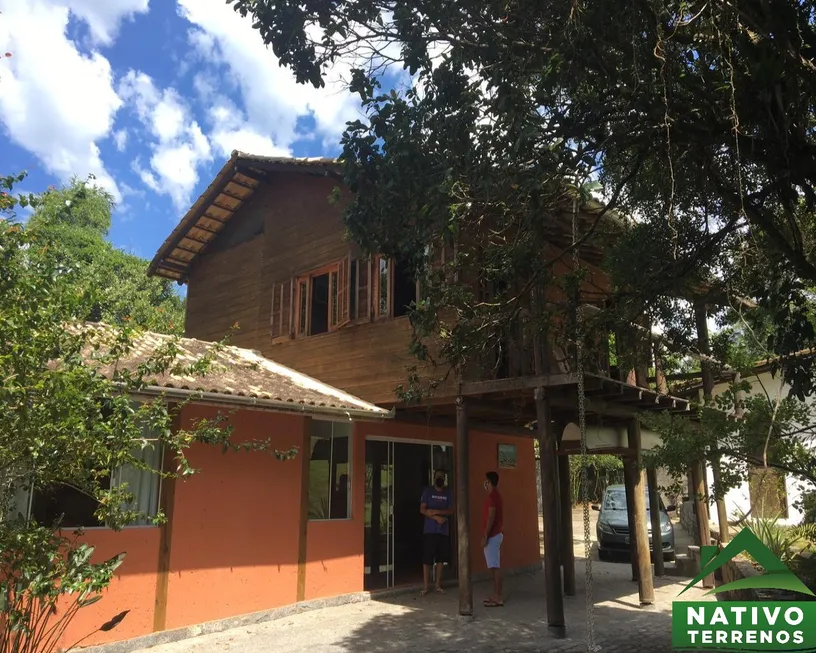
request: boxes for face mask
[435,477,445,488]
[484,481,490,491]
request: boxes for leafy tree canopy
[25,176,185,334]
[229,0,816,399]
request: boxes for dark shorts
[423,533,451,566]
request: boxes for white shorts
[484,533,504,569]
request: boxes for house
[146,151,695,635]
[9,326,391,649]
[705,353,816,527]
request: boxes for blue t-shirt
[421,486,452,535]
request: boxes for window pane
[378,258,389,316]
[311,274,330,335]
[117,442,162,525]
[308,420,351,520]
[350,261,358,319]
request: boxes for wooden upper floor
[149,153,621,406]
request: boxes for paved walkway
[128,512,708,653]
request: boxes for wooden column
[628,419,655,605]
[455,396,473,616]
[296,417,312,602]
[535,388,566,638]
[693,298,719,578]
[646,463,665,577]
[622,455,639,582]
[153,410,181,632]
[691,461,715,588]
[557,451,576,596]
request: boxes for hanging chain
[573,196,598,652]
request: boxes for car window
[602,489,667,511]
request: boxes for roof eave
[129,384,394,421]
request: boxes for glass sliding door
[364,439,395,590]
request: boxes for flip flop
[434,587,445,594]
[484,599,504,607]
[420,589,429,597]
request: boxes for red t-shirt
[482,489,503,538]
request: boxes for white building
[706,360,816,526]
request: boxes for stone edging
[78,563,543,653]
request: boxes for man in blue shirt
[420,469,454,595]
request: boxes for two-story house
[148,151,693,631]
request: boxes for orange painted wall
[164,406,305,630]
[52,410,538,649]
[301,419,540,602]
[57,527,160,649]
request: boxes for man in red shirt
[481,470,504,607]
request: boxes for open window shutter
[270,282,287,339]
[357,258,370,321]
[337,255,351,327]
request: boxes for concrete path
[125,510,708,653]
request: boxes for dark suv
[593,484,676,561]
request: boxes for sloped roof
[148,151,340,282]
[78,323,391,420]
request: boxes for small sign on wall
[497,443,517,469]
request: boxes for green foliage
[0,529,127,653]
[568,454,623,505]
[803,492,816,524]
[0,173,299,650]
[23,176,185,334]
[735,510,816,567]
[644,373,816,503]
[227,0,816,401]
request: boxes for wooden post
[557,451,576,596]
[455,396,473,616]
[622,454,639,582]
[646,463,665,577]
[296,417,312,602]
[653,341,669,395]
[535,388,566,638]
[628,419,655,605]
[153,410,181,632]
[691,461,715,588]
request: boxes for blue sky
[0,1,400,264]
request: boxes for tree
[228,0,816,399]
[26,177,186,334]
[0,175,294,652]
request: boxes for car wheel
[599,549,610,562]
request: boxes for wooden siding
[185,235,264,349]
[182,170,616,406]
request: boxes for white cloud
[50,0,150,46]
[113,129,128,152]
[177,2,365,150]
[0,1,142,201]
[119,70,213,210]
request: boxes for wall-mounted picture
[497,443,517,469]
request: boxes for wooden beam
[455,397,473,616]
[296,417,312,602]
[646,463,665,577]
[622,451,639,582]
[691,461,715,588]
[459,372,579,396]
[535,388,566,638]
[153,410,180,632]
[557,451,576,596]
[628,419,655,606]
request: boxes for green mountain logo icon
[678,527,814,598]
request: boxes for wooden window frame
[372,254,393,320]
[293,257,351,338]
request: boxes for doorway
[363,439,456,590]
